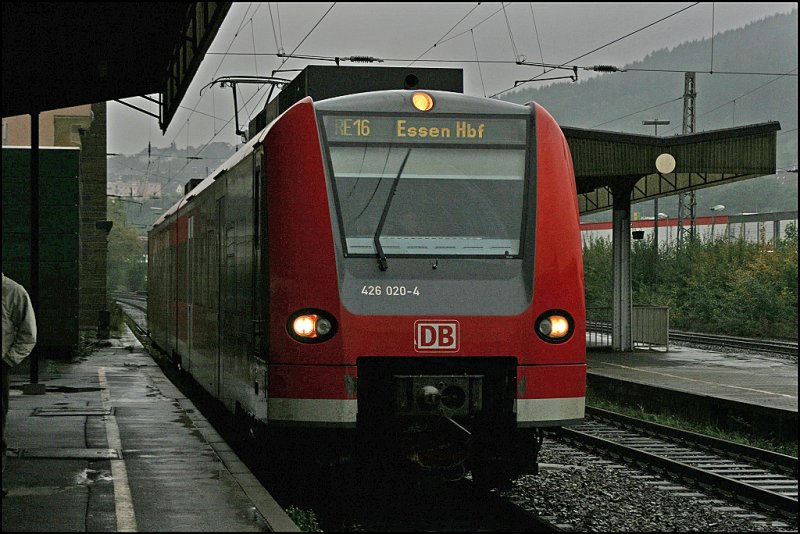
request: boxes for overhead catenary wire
[261,2,336,112]
[239,20,264,125]
[663,67,798,135]
[592,96,684,129]
[162,57,791,185]
[408,2,483,66]
[156,3,336,189]
[161,57,791,185]
[250,18,259,79]
[273,3,336,73]
[267,2,283,55]
[699,67,797,118]
[490,2,702,98]
[207,50,799,80]
[593,65,796,133]
[471,29,487,98]
[138,2,306,180]
[161,0,337,188]
[501,2,521,63]
[710,2,716,74]
[623,67,797,76]
[529,3,546,75]
[435,3,512,49]
[160,4,263,155]
[119,3,794,192]
[276,3,284,54]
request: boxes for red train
[148,87,585,485]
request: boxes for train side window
[254,150,263,247]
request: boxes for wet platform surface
[588,344,798,412]
[4,325,795,531]
[2,325,299,532]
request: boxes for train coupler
[396,414,473,477]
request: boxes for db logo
[414,320,459,352]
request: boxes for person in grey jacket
[2,273,37,497]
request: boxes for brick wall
[78,102,108,329]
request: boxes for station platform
[588,344,798,411]
[587,344,797,440]
[4,329,795,532]
[2,325,299,532]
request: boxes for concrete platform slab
[2,324,299,532]
[588,345,798,412]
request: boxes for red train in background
[148,86,586,485]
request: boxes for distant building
[107,175,162,199]
[581,210,799,246]
[2,103,109,333]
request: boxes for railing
[586,307,612,348]
[586,306,670,350]
[633,306,669,349]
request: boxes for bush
[583,228,798,339]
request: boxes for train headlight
[535,310,574,343]
[293,315,317,337]
[411,91,434,112]
[287,309,338,343]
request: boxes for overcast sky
[107,2,797,155]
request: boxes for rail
[669,330,798,356]
[558,407,798,517]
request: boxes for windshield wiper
[374,148,411,271]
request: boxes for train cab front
[316,90,584,482]
[265,90,585,483]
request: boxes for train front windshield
[321,114,530,258]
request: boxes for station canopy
[2,2,231,132]
[563,122,781,215]
[1,3,779,201]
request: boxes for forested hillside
[501,10,798,218]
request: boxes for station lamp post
[644,119,671,260]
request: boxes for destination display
[322,115,528,145]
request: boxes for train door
[216,198,225,398]
[253,148,267,360]
[186,215,194,373]
[252,147,268,420]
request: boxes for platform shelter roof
[563,122,781,214]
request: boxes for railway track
[587,321,798,356]
[112,292,148,333]
[116,296,797,528]
[669,330,799,357]
[558,406,798,518]
[114,296,562,532]
[280,475,563,532]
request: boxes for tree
[582,230,798,339]
[107,198,147,292]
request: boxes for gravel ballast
[499,441,797,532]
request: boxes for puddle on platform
[45,386,105,393]
[11,385,103,393]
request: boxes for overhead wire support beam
[114,97,161,120]
[201,75,291,138]
[514,66,579,87]
[513,62,626,87]
[515,60,628,87]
